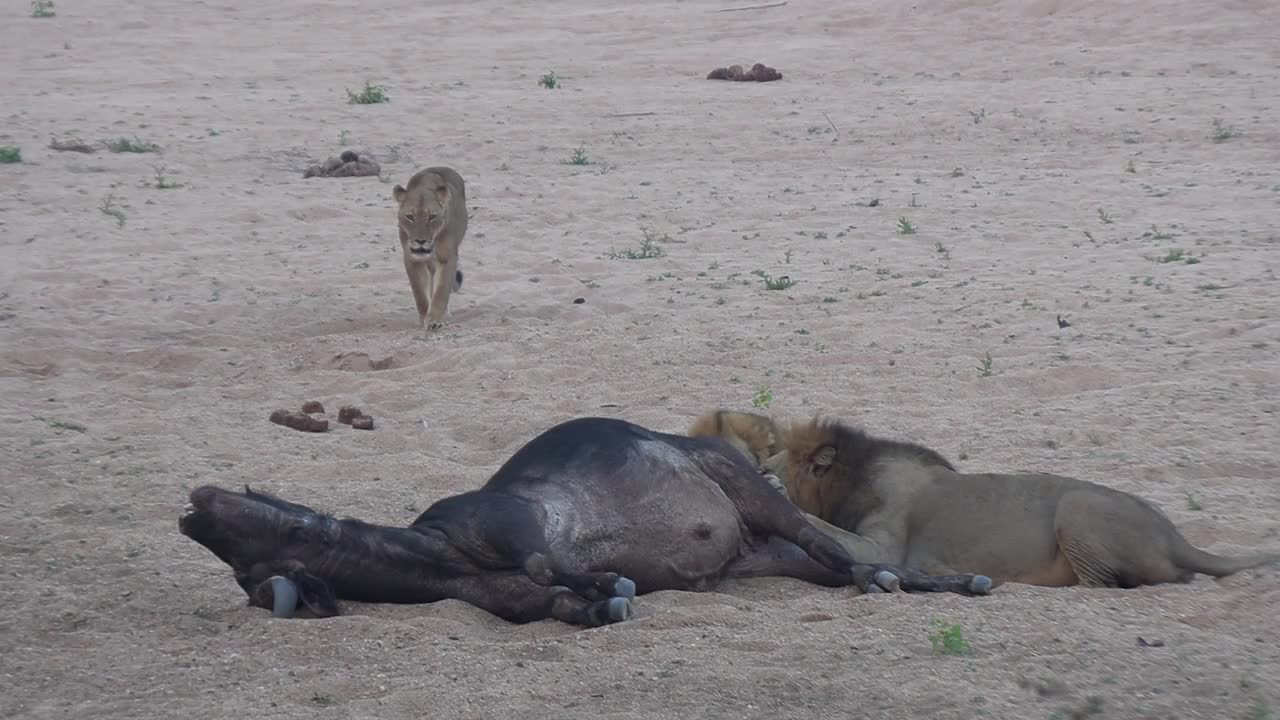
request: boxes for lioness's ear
[392,185,407,203]
[812,445,836,468]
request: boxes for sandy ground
[2,0,1279,717]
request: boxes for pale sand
[2,0,1279,717]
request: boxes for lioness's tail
[453,267,464,293]
[1173,541,1280,577]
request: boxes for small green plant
[99,193,126,228]
[0,146,21,164]
[928,619,970,655]
[566,146,590,165]
[751,385,773,409]
[1125,159,1136,173]
[35,416,86,433]
[977,351,993,377]
[897,217,917,234]
[1211,118,1240,143]
[152,164,181,189]
[1097,208,1114,224]
[1186,494,1203,511]
[607,236,664,260]
[1246,697,1272,720]
[30,0,55,17]
[539,71,560,89]
[1155,248,1198,264]
[107,137,160,153]
[934,241,950,260]
[346,81,389,104]
[762,273,795,291]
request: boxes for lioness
[689,410,1280,588]
[686,409,783,469]
[393,166,468,330]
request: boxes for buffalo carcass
[179,417,992,626]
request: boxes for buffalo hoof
[605,596,632,623]
[874,570,902,593]
[969,575,994,595]
[611,576,637,600]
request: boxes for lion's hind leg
[1054,491,1191,588]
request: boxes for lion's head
[393,173,453,261]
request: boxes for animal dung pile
[706,63,782,82]
[269,409,328,432]
[337,405,374,430]
[302,149,381,178]
[268,401,375,432]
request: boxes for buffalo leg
[727,536,990,595]
[496,503,638,600]
[415,492,637,601]
[696,451,901,591]
[438,572,633,627]
[246,566,632,626]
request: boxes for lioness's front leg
[403,254,432,328]
[425,257,455,330]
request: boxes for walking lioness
[393,166,468,330]
[689,410,1280,589]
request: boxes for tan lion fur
[392,166,468,330]
[686,410,783,470]
[690,410,1280,589]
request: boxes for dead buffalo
[179,416,993,627]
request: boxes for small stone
[338,406,363,424]
[351,415,374,430]
[301,400,325,414]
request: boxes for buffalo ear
[392,184,407,203]
[290,569,340,618]
[812,444,836,468]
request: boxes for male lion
[689,410,1280,589]
[392,166,468,330]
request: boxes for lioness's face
[393,184,448,260]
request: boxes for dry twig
[716,1,787,11]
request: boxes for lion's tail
[453,266,464,293]
[1172,540,1280,577]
